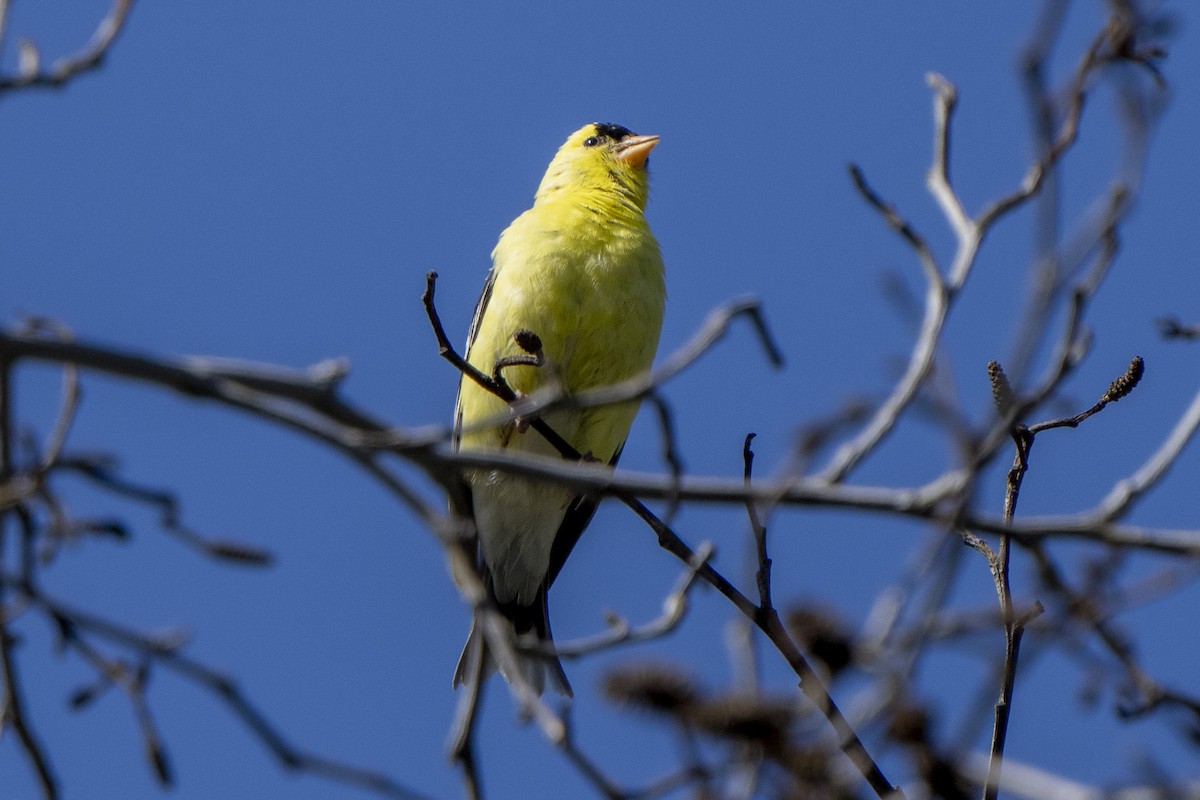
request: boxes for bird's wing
[452,266,498,448]
[454,257,619,589]
[545,444,624,588]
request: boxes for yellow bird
[452,123,666,696]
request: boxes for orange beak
[614,134,660,169]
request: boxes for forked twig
[976,355,1142,800]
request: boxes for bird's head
[534,123,659,212]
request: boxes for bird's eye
[582,136,600,147]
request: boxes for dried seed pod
[686,694,795,751]
[786,606,854,676]
[512,328,543,356]
[1104,356,1144,403]
[603,663,699,715]
[987,360,1014,414]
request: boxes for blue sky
[4,3,1200,798]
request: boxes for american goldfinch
[452,123,665,696]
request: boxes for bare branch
[552,543,712,658]
[848,163,941,286]
[0,619,58,798]
[1158,316,1200,341]
[0,0,135,95]
[6,581,436,800]
[925,72,974,245]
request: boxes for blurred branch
[818,5,1163,486]
[49,455,273,564]
[0,0,134,95]
[1095,381,1200,521]
[1157,316,1200,341]
[432,447,1200,554]
[552,542,712,659]
[0,343,436,799]
[5,325,1199,557]
[0,325,448,531]
[0,594,58,798]
[4,580,436,800]
[444,522,567,773]
[1,347,59,799]
[1030,547,1200,725]
[963,752,1200,800]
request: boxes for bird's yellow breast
[457,193,665,463]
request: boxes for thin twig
[818,76,961,485]
[978,354,1143,800]
[0,0,135,94]
[742,434,773,613]
[1,357,60,798]
[1157,316,1200,341]
[644,391,684,523]
[8,582,435,800]
[819,18,1136,488]
[848,164,941,286]
[552,543,712,658]
[0,617,58,798]
[50,456,272,565]
[559,711,625,799]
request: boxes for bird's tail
[453,586,572,698]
